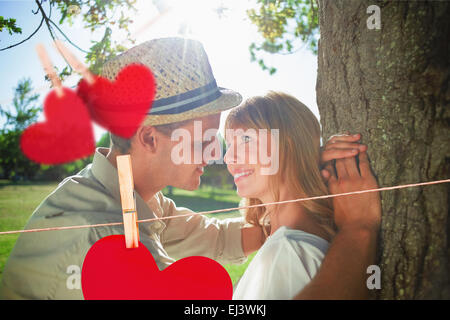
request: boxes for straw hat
[101,37,242,126]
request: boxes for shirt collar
[91,147,159,226]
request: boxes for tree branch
[1,0,88,54]
[0,15,44,51]
[31,0,42,15]
[35,0,56,41]
[39,0,88,54]
[48,19,89,53]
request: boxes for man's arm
[158,193,248,264]
[294,226,378,299]
[295,150,382,299]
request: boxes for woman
[224,91,366,299]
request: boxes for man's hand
[294,147,381,300]
[325,150,381,231]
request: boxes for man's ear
[136,125,158,153]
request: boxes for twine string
[0,178,448,236]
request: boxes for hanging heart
[77,64,156,139]
[20,88,95,165]
[81,235,233,300]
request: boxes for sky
[0,0,319,141]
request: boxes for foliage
[1,0,138,78]
[96,132,110,148]
[0,16,22,35]
[201,164,235,193]
[0,132,109,182]
[200,136,235,191]
[85,27,129,76]
[0,130,41,181]
[1,0,320,76]
[247,0,319,74]
[53,0,137,76]
[0,79,41,181]
[0,79,40,132]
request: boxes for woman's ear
[136,125,158,153]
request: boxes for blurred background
[0,0,320,285]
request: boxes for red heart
[77,64,156,139]
[81,235,233,300]
[20,88,95,165]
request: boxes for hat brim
[142,87,242,126]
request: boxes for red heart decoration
[20,88,95,165]
[77,64,156,139]
[82,235,233,300]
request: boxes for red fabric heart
[77,64,156,139]
[82,235,233,300]
[20,88,95,165]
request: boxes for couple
[0,37,381,300]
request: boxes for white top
[232,226,329,300]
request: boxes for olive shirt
[0,148,247,299]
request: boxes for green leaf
[0,16,22,35]
[59,9,67,25]
[247,0,319,75]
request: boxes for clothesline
[0,178,448,236]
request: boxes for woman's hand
[324,150,381,232]
[320,133,367,180]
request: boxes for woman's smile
[233,169,255,183]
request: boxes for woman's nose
[224,144,235,164]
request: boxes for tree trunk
[316,0,450,299]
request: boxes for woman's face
[224,126,276,201]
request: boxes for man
[0,37,379,299]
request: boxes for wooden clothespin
[53,39,95,85]
[35,44,64,98]
[116,155,139,248]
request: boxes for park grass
[0,180,255,287]
[0,180,59,285]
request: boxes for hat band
[149,80,222,115]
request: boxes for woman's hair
[225,91,337,240]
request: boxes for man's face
[158,113,221,191]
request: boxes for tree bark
[316,0,450,299]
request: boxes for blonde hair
[225,91,337,240]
